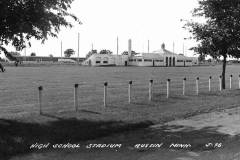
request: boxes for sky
[3,0,202,58]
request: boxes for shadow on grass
[106,105,130,111]
[78,109,101,115]
[128,124,237,152]
[0,118,153,159]
[147,124,234,151]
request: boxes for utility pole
[173,42,174,53]
[77,33,80,66]
[148,40,149,54]
[117,37,119,55]
[61,41,62,65]
[183,43,185,56]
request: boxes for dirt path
[11,106,240,160]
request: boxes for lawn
[0,65,240,158]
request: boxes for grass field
[1,65,240,158]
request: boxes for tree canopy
[122,50,139,56]
[0,0,81,56]
[183,0,240,89]
[64,48,75,57]
[30,52,36,56]
[99,50,113,55]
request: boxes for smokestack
[161,43,165,49]
[128,39,132,57]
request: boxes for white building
[83,40,197,67]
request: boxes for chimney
[128,39,132,57]
[161,43,165,49]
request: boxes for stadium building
[83,40,198,67]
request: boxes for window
[129,59,133,62]
[103,57,108,64]
[186,60,192,62]
[177,60,183,62]
[155,60,163,62]
[133,59,136,61]
[144,59,152,62]
[96,61,100,63]
[137,59,142,62]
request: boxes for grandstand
[13,56,85,62]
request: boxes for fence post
[209,76,211,92]
[196,77,199,95]
[74,84,78,111]
[167,79,170,98]
[129,81,132,103]
[239,75,240,89]
[104,82,108,107]
[183,78,186,96]
[38,86,43,115]
[219,76,222,91]
[230,75,232,89]
[149,79,153,101]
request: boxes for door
[125,61,127,66]
[173,57,175,66]
[166,57,168,66]
[153,60,155,66]
[169,57,172,66]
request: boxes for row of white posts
[38,75,240,114]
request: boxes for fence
[2,61,83,67]
[35,74,240,115]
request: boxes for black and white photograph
[1,0,240,159]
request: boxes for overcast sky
[3,0,202,58]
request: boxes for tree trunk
[222,55,227,89]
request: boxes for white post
[239,75,240,89]
[183,78,186,95]
[230,75,232,89]
[74,84,78,111]
[167,79,170,98]
[149,79,153,101]
[219,76,222,91]
[196,77,199,95]
[104,82,107,107]
[38,86,43,115]
[209,76,211,92]
[129,81,132,103]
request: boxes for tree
[85,50,97,59]
[0,0,81,57]
[122,50,139,56]
[99,50,113,55]
[183,0,240,89]
[9,51,21,56]
[49,54,53,57]
[30,52,36,56]
[64,49,75,57]
[198,54,205,62]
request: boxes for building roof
[152,43,178,56]
[142,53,163,59]
[14,56,86,62]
